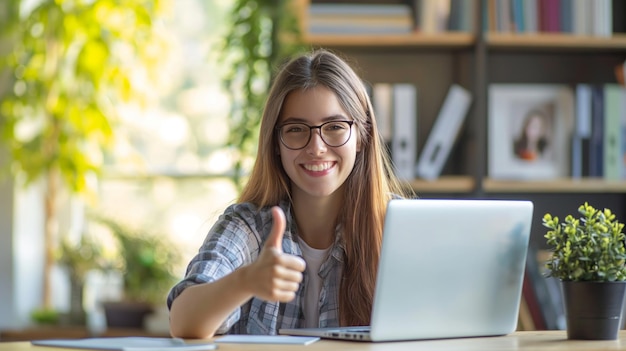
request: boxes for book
[522,0,538,33]
[372,83,393,150]
[571,84,592,179]
[573,0,592,35]
[524,247,566,330]
[589,85,605,177]
[496,0,512,33]
[418,0,450,33]
[517,292,536,331]
[391,83,418,180]
[591,0,612,37]
[415,84,472,180]
[521,270,546,330]
[560,0,574,33]
[511,0,525,32]
[603,84,624,180]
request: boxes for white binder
[415,84,472,180]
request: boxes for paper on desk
[215,335,319,345]
[31,336,216,351]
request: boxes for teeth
[304,162,332,172]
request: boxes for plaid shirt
[167,199,345,335]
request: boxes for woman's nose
[306,129,327,154]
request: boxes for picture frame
[488,84,575,180]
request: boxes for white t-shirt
[298,238,331,328]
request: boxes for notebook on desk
[280,198,534,342]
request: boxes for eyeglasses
[276,120,355,150]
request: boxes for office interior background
[1,0,625,338]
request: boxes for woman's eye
[325,123,345,131]
[286,125,306,133]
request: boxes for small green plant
[543,202,626,282]
[30,308,60,325]
[93,216,182,306]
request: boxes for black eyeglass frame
[275,120,355,150]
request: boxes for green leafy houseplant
[542,202,626,340]
[93,216,181,306]
[55,234,110,325]
[543,202,626,282]
[221,0,304,190]
[92,216,182,329]
[0,0,168,310]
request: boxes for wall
[0,149,16,329]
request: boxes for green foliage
[30,308,60,325]
[93,216,182,306]
[543,202,626,281]
[0,0,167,193]
[56,233,109,283]
[0,0,168,309]
[221,0,304,190]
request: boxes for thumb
[265,206,286,252]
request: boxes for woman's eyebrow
[280,114,349,124]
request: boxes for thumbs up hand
[244,206,306,302]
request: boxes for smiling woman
[167,49,411,339]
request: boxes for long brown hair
[238,49,409,326]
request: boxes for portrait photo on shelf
[488,84,574,180]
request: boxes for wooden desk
[1,331,626,350]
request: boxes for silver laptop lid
[370,199,533,341]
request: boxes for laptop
[280,198,533,342]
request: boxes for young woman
[513,109,550,161]
[167,49,409,338]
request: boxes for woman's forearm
[169,266,253,339]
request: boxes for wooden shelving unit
[408,176,475,194]
[305,32,474,48]
[298,0,626,207]
[483,178,626,193]
[487,33,626,51]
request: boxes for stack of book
[305,0,476,35]
[307,1,414,35]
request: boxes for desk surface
[1,331,625,350]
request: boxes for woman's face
[277,86,359,200]
[525,114,544,142]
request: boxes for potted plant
[92,216,182,330]
[543,202,626,340]
[55,234,110,326]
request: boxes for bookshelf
[487,33,626,50]
[295,0,626,332]
[305,32,474,48]
[297,0,626,253]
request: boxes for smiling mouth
[303,162,334,172]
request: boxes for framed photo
[488,84,575,180]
